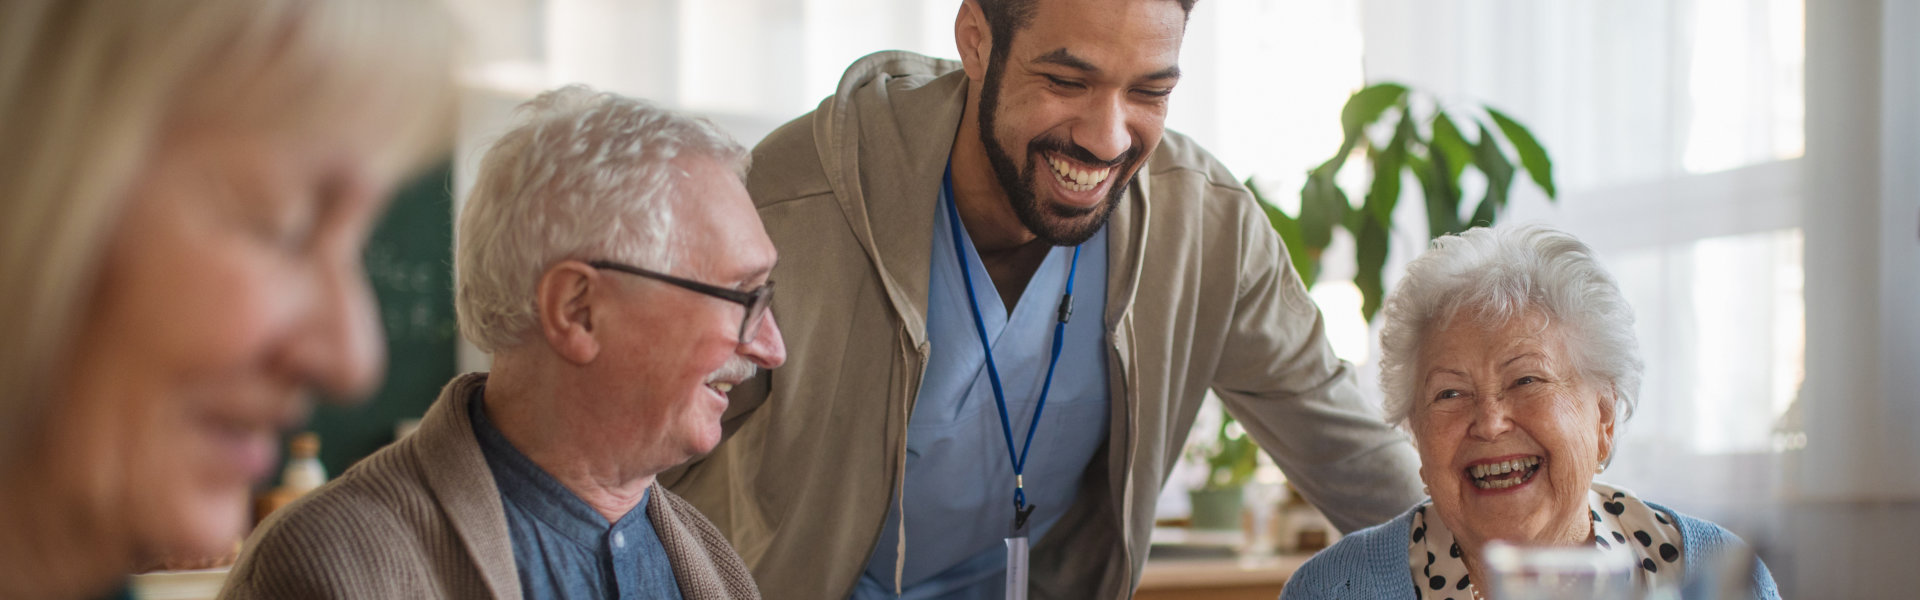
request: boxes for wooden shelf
[1137,527,1314,600]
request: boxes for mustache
[704,356,759,385]
[1030,134,1136,169]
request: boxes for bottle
[279,432,327,495]
[256,432,327,521]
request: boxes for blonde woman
[0,1,455,597]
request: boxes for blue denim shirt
[470,394,683,600]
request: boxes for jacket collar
[815,51,962,349]
[646,483,742,598]
[419,373,753,599]
[413,372,522,597]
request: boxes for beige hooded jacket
[662,51,1422,599]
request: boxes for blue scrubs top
[852,183,1111,599]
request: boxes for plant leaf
[1299,168,1346,251]
[1469,196,1497,229]
[1471,121,1515,225]
[1413,153,1463,239]
[1207,412,1261,488]
[1486,107,1557,199]
[1341,83,1409,141]
[1366,114,1414,228]
[1342,186,1367,236]
[1327,85,1407,174]
[1429,111,1473,185]
[1248,179,1319,288]
[1355,215,1390,323]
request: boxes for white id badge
[1004,535,1030,600]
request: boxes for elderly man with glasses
[222,86,781,600]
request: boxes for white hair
[455,85,748,353]
[1377,223,1643,431]
[0,0,454,592]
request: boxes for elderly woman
[1282,224,1778,599]
[0,1,453,597]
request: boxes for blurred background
[265,1,1917,598]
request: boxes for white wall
[1780,1,1920,595]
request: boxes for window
[1359,0,1807,502]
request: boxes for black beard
[976,54,1134,247]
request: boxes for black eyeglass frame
[586,259,774,345]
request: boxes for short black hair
[975,0,1198,61]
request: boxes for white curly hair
[1376,223,1644,437]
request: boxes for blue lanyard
[941,164,1080,528]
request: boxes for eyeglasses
[587,259,775,345]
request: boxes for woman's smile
[1465,454,1543,492]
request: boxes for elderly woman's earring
[1595,463,1605,474]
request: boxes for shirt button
[613,532,626,549]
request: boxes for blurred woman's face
[1410,310,1615,555]
[57,116,395,560]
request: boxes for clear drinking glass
[1238,480,1281,557]
[1481,541,1641,600]
[1481,538,1760,599]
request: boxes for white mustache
[705,357,758,385]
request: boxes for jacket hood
[804,51,970,348]
[814,50,967,216]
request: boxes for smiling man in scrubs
[662,1,1425,597]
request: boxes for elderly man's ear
[536,262,604,365]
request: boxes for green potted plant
[1251,82,1559,321]
[1187,411,1260,531]
[1182,83,1559,531]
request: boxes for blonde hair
[0,0,455,463]
[0,0,455,591]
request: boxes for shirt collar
[1406,482,1687,599]
[468,391,651,550]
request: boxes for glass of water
[1481,540,1644,600]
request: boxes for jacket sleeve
[217,494,425,599]
[653,487,764,600]
[1278,509,1416,600]
[1208,188,1425,533]
[1665,505,1781,600]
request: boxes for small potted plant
[1252,82,1558,323]
[1187,412,1260,531]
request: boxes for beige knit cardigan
[219,373,761,599]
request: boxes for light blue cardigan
[1280,501,1780,599]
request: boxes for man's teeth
[1048,156,1112,192]
[1469,456,1541,489]
[709,382,733,393]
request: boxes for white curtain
[446,0,1368,171]
[1360,0,1809,554]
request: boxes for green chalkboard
[273,159,460,482]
